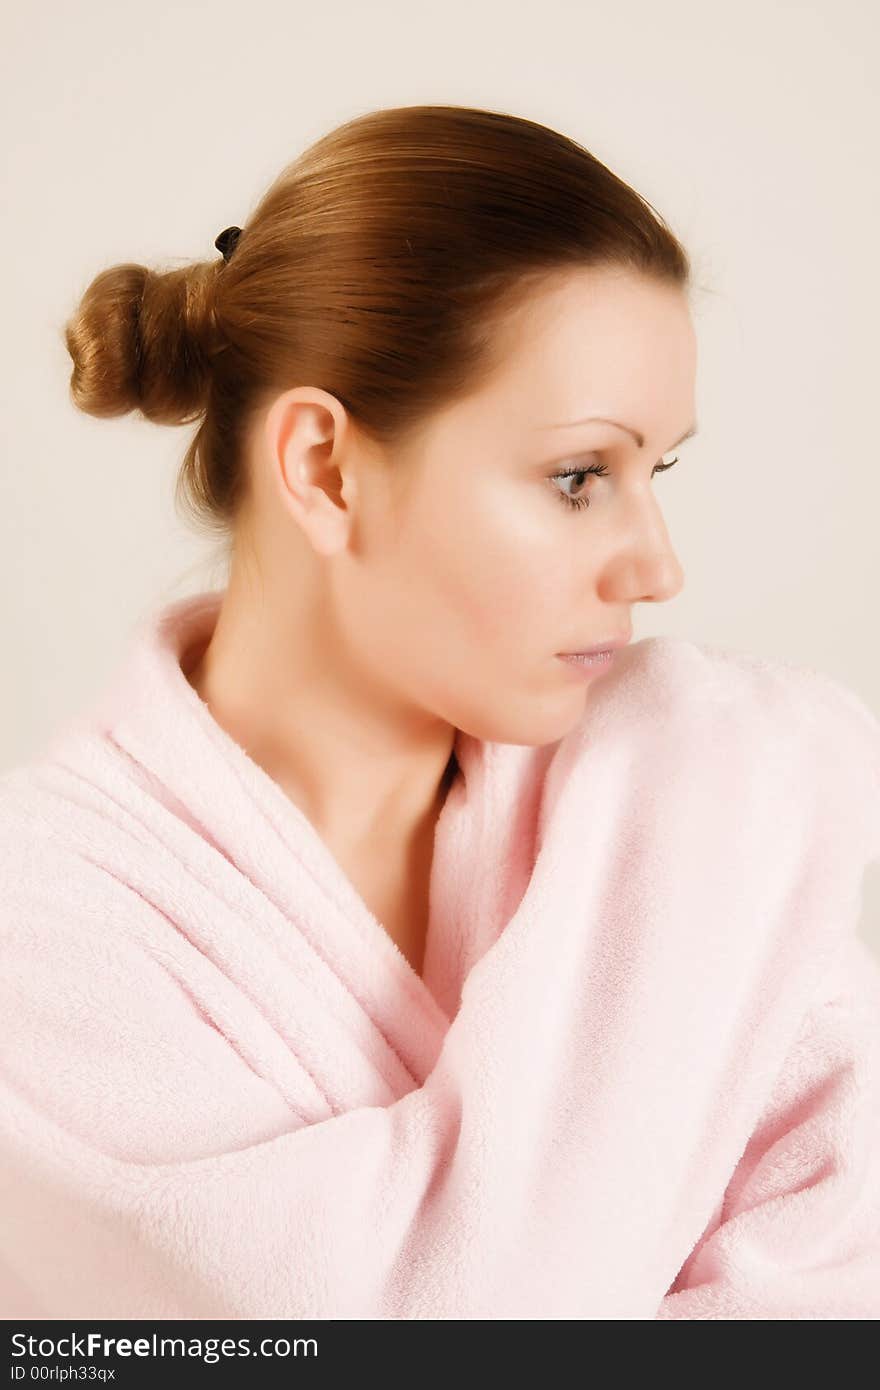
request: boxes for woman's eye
[549,462,608,511]
[549,454,679,511]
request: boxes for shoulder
[605,633,876,759]
[551,634,880,861]
[653,637,879,818]
[0,762,297,1166]
[598,632,877,736]
[0,757,124,914]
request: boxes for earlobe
[277,444,353,559]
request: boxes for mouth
[556,632,632,658]
[556,650,616,669]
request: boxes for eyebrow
[541,416,698,450]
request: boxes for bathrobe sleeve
[657,930,880,1320]
[0,850,470,1321]
[0,818,631,1322]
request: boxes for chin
[493,697,592,750]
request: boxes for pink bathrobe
[1,588,879,1319]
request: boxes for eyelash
[550,456,679,511]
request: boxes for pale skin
[186,265,697,977]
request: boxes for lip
[557,633,632,656]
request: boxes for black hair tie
[214,226,242,263]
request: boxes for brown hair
[63,103,694,545]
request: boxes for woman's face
[263,266,697,748]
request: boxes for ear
[263,387,354,556]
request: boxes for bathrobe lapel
[59,589,554,1113]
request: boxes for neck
[184,576,458,858]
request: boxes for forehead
[484,266,697,431]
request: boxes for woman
[1,103,878,1319]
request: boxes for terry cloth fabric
[1,588,879,1319]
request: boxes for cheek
[397,484,572,651]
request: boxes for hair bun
[64,261,215,425]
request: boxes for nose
[598,494,686,605]
[635,553,685,604]
[636,484,686,602]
